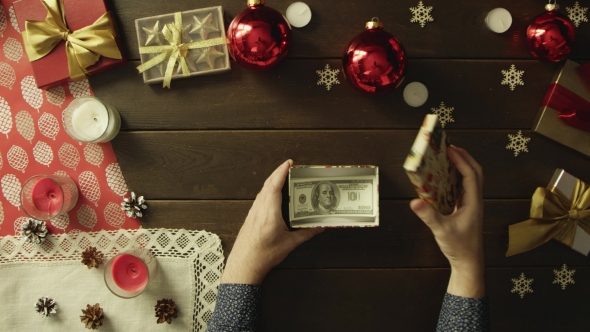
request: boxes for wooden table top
[91,0,590,330]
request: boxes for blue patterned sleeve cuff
[206,283,261,332]
[437,293,490,332]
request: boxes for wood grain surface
[91,60,559,130]
[110,131,590,200]
[109,0,590,60]
[92,0,590,330]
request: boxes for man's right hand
[410,145,486,298]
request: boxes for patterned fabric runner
[0,0,140,235]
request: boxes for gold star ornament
[189,13,220,40]
[142,20,164,46]
[195,47,225,69]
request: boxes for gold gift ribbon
[22,0,122,81]
[506,179,590,256]
[136,12,226,88]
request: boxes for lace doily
[0,228,224,332]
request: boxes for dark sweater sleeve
[436,293,490,332]
[205,283,261,332]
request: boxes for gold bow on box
[136,12,226,88]
[506,178,590,256]
[22,0,122,81]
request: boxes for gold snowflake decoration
[567,1,588,27]
[410,1,434,28]
[501,64,524,91]
[431,102,454,128]
[316,64,340,91]
[511,272,533,299]
[553,264,575,290]
[506,130,531,157]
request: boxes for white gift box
[288,165,379,228]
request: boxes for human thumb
[410,199,441,230]
[292,227,325,246]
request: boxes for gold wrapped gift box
[532,60,590,157]
[507,169,590,257]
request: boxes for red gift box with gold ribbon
[13,0,125,89]
[532,60,590,157]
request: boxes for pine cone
[121,192,147,218]
[81,247,104,269]
[21,218,48,244]
[80,303,104,330]
[155,299,178,324]
[35,297,57,318]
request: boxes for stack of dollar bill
[291,176,376,221]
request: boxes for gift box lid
[532,60,590,157]
[13,0,125,89]
[288,165,379,228]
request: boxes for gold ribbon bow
[506,179,590,256]
[22,0,122,81]
[136,12,226,88]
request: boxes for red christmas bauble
[342,19,407,95]
[227,0,292,70]
[526,4,576,62]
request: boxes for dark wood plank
[91,59,559,130]
[143,200,590,268]
[260,267,590,332]
[112,130,590,200]
[110,0,590,60]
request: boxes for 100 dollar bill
[292,177,375,220]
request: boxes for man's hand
[222,160,325,285]
[410,146,486,298]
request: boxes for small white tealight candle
[286,2,312,28]
[403,82,429,107]
[485,8,512,33]
[64,97,121,143]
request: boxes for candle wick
[93,118,98,122]
[499,20,504,28]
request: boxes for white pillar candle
[286,2,312,28]
[64,97,121,143]
[485,8,512,33]
[403,82,428,107]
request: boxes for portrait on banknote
[310,181,340,215]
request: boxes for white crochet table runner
[0,228,224,331]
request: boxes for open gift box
[288,165,379,228]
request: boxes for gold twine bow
[506,179,590,256]
[136,12,226,88]
[22,0,122,81]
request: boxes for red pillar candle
[111,254,149,292]
[105,248,156,298]
[31,178,63,216]
[21,175,79,220]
